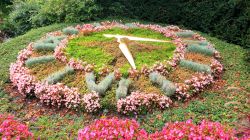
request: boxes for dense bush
[2,0,101,36]
[97,0,250,48]
[1,0,249,48]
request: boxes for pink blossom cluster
[135,23,177,39]
[34,83,81,109]
[54,38,69,63]
[166,25,182,32]
[78,118,245,140]
[0,114,33,140]
[192,33,206,41]
[175,73,214,100]
[185,73,214,93]
[175,83,191,100]
[117,91,172,114]
[68,58,86,70]
[81,92,101,113]
[78,117,148,140]
[45,31,63,37]
[149,119,239,140]
[211,59,223,78]
[17,43,33,63]
[128,68,140,79]
[76,24,95,32]
[141,66,151,76]
[151,63,169,76]
[168,42,187,67]
[9,62,35,96]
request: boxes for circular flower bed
[10,21,223,114]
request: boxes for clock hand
[117,37,136,69]
[103,34,170,43]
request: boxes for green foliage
[176,31,194,38]
[25,55,55,67]
[186,44,215,56]
[30,115,84,139]
[6,0,40,35]
[85,72,115,96]
[179,59,211,73]
[3,0,101,36]
[62,27,79,35]
[43,66,75,84]
[34,42,57,51]
[100,0,249,48]
[116,78,131,99]
[100,85,117,111]
[149,72,176,97]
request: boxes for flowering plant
[34,83,81,109]
[117,91,172,115]
[149,120,239,140]
[81,92,101,113]
[0,114,33,140]
[78,118,245,140]
[211,59,223,78]
[78,117,148,140]
[185,73,214,93]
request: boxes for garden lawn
[0,22,249,139]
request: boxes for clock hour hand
[117,38,136,70]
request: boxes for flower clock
[10,21,223,115]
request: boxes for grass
[0,21,249,139]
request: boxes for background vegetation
[0,0,249,49]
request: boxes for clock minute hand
[103,34,171,43]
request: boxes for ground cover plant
[0,20,249,139]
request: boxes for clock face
[65,27,176,75]
[11,21,221,114]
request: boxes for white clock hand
[117,37,136,69]
[103,34,170,43]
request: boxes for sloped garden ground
[0,21,249,139]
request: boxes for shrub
[0,114,33,139]
[7,0,40,35]
[116,78,131,99]
[85,72,115,96]
[186,44,215,56]
[179,59,211,73]
[43,66,75,84]
[33,42,57,51]
[25,55,55,67]
[62,27,79,35]
[175,31,194,38]
[149,72,176,96]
